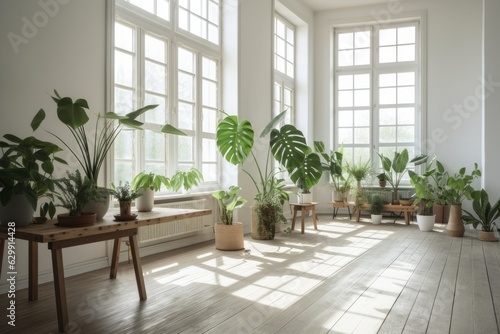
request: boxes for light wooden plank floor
[1,214,500,334]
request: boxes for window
[334,21,421,172]
[274,14,294,124]
[113,0,220,191]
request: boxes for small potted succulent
[109,181,141,218]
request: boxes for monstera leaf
[270,125,308,171]
[216,115,254,165]
[288,152,323,191]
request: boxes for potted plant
[168,167,204,193]
[370,193,384,224]
[212,186,247,250]
[377,149,427,204]
[462,189,499,242]
[409,157,437,232]
[131,172,170,212]
[216,111,291,240]
[0,133,67,226]
[345,159,373,193]
[54,170,103,227]
[442,163,481,237]
[109,181,141,218]
[314,142,351,202]
[33,90,185,219]
[376,173,387,188]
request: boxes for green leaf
[259,110,288,138]
[288,153,323,191]
[161,124,187,136]
[125,104,158,120]
[216,115,254,165]
[270,125,308,171]
[56,96,89,129]
[31,109,46,131]
[393,149,409,173]
[4,134,22,143]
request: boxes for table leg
[129,234,147,300]
[348,206,352,220]
[355,208,361,222]
[50,244,69,333]
[301,208,305,234]
[29,241,38,301]
[291,207,297,231]
[404,211,410,225]
[110,238,121,279]
[312,207,318,230]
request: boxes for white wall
[313,0,484,213]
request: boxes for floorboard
[1,215,499,334]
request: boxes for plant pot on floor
[0,194,35,227]
[251,204,276,240]
[479,231,498,242]
[433,204,450,224]
[417,214,435,232]
[447,204,464,237]
[215,222,244,250]
[57,212,97,227]
[371,214,382,224]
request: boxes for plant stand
[290,202,318,234]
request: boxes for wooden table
[353,203,417,224]
[0,207,211,333]
[290,202,318,234]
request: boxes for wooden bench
[330,201,417,225]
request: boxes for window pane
[398,126,415,142]
[355,110,370,126]
[145,35,165,63]
[355,31,370,48]
[115,51,133,86]
[202,79,217,107]
[115,23,133,51]
[202,163,216,182]
[145,131,165,160]
[202,108,216,133]
[338,50,354,67]
[354,128,369,144]
[355,48,370,66]
[338,75,353,90]
[145,61,166,94]
[379,46,396,63]
[144,94,166,124]
[115,87,134,115]
[114,162,134,185]
[379,108,396,125]
[178,136,193,161]
[338,91,353,107]
[398,107,415,125]
[354,74,370,89]
[157,0,170,21]
[178,102,194,130]
[338,33,353,50]
[379,73,396,87]
[398,72,415,86]
[115,131,134,159]
[202,138,216,162]
[379,87,396,105]
[178,48,195,72]
[338,128,353,144]
[178,72,194,101]
[202,57,217,80]
[398,45,415,62]
[338,110,353,127]
[398,26,415,44]
[380,126,396,143]
[379,28,396,46]
[397,87,415,104]
[179,8,189,30]
[354,89,370,107]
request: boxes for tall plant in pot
[345,159,373,194]
[314,142,351,202]
[212,186,247,250]
[442,163,481,237]
[370,193,384,224]
[33,90,185,219]
[462,189,500,242]
[216,111,291,240]
[0,132,67,226]
[409,155,437,232]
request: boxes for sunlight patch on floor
[150,262,178,274]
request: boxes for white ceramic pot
[0,194,35,226]
[371,214,382,224]
[298,193,313,204]
[417,214,435,232]
[136,188,154,212]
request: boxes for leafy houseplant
[315,141,351,202]
[216,111,291,240]
[0,133,67,226]
[33,90,185,218]
[370,193,384,224]
[109,181,140,216]
[345,159,373,193]
[131,172,170,212]
[462,189,500,241]
[408,156,438,232]
[212,186,247,251]
[376,173,387,188]
[168,168,204,193]
[54,170,102,227]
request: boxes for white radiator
[138,198,214,244]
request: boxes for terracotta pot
[57,212,97,227]
[433,204,450,223]
[447,204,464,237]
[215,222,244,250]
[251,204,276,240]
[479,231,497,242]
[379,180,386,188]
[119,201,132,216]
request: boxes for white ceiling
[300,0,392,11]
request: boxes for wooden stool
[290,202,318,234]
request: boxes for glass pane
[338,91,353,108]
[379,146,396,158]
[338,50,353,67]
[202,138,217,162]
[178,136,193,161]
[355,109,370,126]
[397,87,415,104]
[179,8,189,31]
[398,45,415,62]
[178,102,194,130]
[276,56,285,73]
[379,28,396,46]
[379,87,396,105]
[115,51,133,87]
[178,163,193,172]
[191,0,202,15]
[284,88,292,105]
[338,75,353,90]
[354,74,370,89]
[380,126,396,143]
[338,128,353,144]
[114,162,134,185]
[338,110,353,127]
[145,61,166,94]
[144,131,165,160]
[202,164,217,182]
[145,35,165,63]
[398,26,415,44]
[398,107,415,125]
[355,31,370,48]
[354,89,370,107]
[338,32,353,50]
[144,163,166,178]
[208,24,219,44]
[129,0,154,13]
[379,108,396,125]
[353,147,370,164]
[178,48,195,72]
[202,57,217,80]
[157,0,170,21]
[144,94,166,124]
[178,72,194,101]
[354,128,369,144]
[115,131,134,159]
[115,87,134,115]
[208,1,219,24]
[379,73,396,87]
[179,0,188,9]
[379,46,396,63]
[115,23,133,51]
[286,61,294,77]
[398,72,415,86]
[277,37,285,57]
[398,126,415,142]
[286,26,294,44]
[202,79,217,108]
[354,48,370,66]
[202,108,216,133]
[190,14,204,38]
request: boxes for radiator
[138,198,214,244]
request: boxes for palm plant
[462,189,500,232]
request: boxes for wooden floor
[2,214,500,334]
